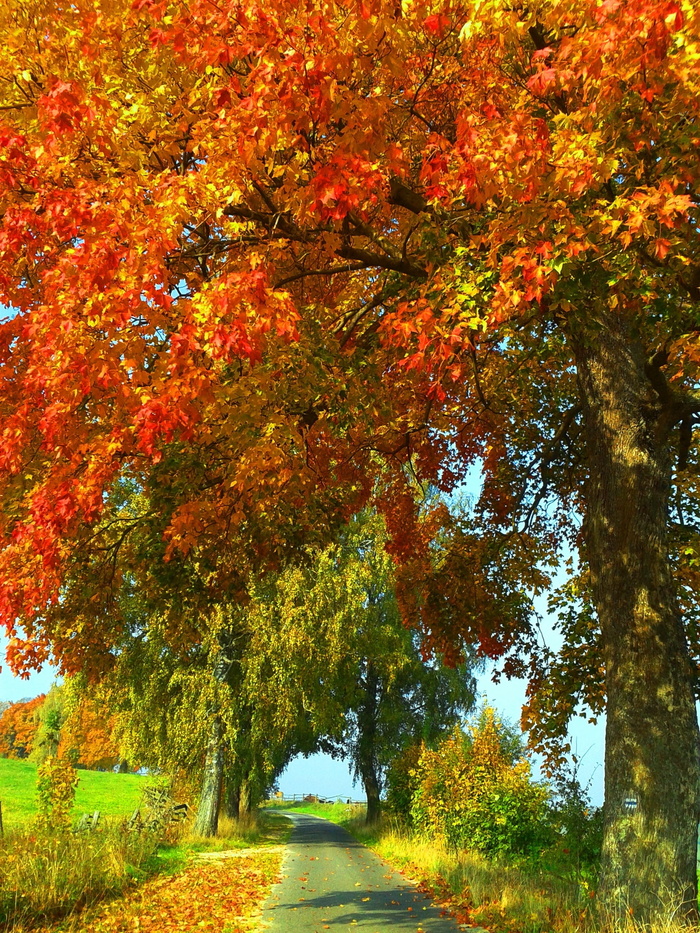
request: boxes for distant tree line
[0,684,126,771]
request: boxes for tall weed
[0,821,159,929]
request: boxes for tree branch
[512,404,582,531]
[336,244,427,279]
[224,199,427,278]
[274,264,367,288]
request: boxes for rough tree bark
[193,715,224,837]
[193,636,235,837]
[239,773,254,817]
[571,309,700,922]
[360,758,382,826]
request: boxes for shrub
[410,708,551,858]
[36,755,78,830]
[384,743,422,823]
[545,759,603,887]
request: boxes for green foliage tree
[245,510,478,823]
[97,598,313,837]
[29,685,67,765]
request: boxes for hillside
[0,758,150,828]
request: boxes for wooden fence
[268,793,365,805]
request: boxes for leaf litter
[28,850,282,933]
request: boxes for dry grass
[184,809,292,853]
[0,821,159,930]
[0,809,291,931]
[348,822,695,933]
[365,827,583,933]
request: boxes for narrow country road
[261,812,464,932]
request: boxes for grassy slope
[0,757,151,828]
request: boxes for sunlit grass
[0,796,291,930]
[184,808,292,853]
[0,757,151,829]
[341,820,697,933]
[0,821,159,929]
[263,798,366,824]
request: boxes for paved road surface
[261,812,463,932]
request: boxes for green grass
[0,757,152,829]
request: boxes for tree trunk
[193,716,224,837]
[225,776,241,820]
[361,762,382,825]
[239,775,252,816]
[357,663,382,825]
[572,310,700,922]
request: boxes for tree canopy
[1,0,700,919]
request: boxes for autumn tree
[57,679,123,770]
[410,708,550,858]
[0,694,44,758]
[1,0,700,919]
[20,453,339,835]
[0,684,121,767]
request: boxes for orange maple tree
[0,0,699,919]
[0,694,44,758]
[58,696,122,770]
[0,690,119,768]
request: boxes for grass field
[0,757,152,828]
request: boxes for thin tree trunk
[225,776,241,820]
[572,310,700,922]
[357,663,382,825]
[193,716,224,837]
[193,638,235,837]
